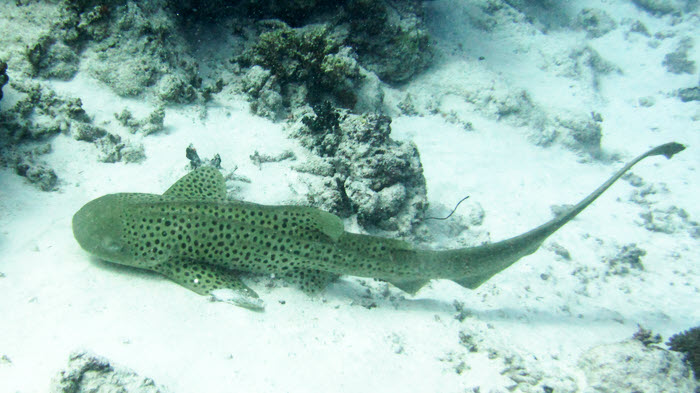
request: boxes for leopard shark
[72,142,685,310]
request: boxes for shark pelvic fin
[387,278,429,295]
[282,268,339,295]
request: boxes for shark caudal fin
[444,142,686,290]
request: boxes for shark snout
[72,195,128,263]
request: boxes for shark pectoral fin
[283,268,339,295]
[155,259,264,310]
[387,279,429,295]
[163,166,226,200]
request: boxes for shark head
[73,194,135,265]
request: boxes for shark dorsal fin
[163,167,226,200]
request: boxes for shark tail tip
[652,142,686,159]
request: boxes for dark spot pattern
[113,167,425,294]
[118,195,423,291]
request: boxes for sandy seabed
[1,1,698,392]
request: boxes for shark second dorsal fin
[274,206,345,241]
[310,209,345,241]
[163,167,226,200]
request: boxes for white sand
[1,1,698,392]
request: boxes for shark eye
[101,237,122,253]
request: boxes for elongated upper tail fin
[528,141,687,243]
[446,142,686,289]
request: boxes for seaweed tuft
[301,101,343,156]
[667,326,700,380]
[632,325,662,347]
[0,60,8,101]
[244,23,361,109]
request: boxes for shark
[73,142,685,310]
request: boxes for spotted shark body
[73,142,685,309]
